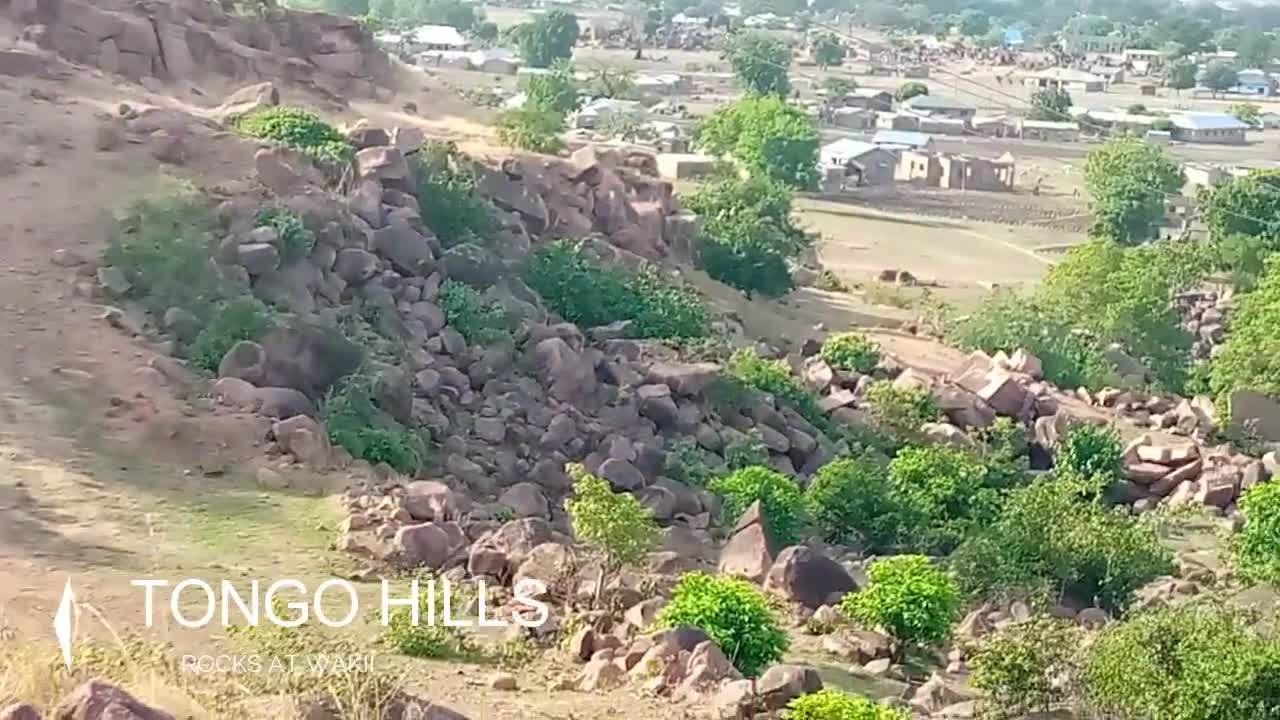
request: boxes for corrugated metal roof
[1170,112,1249,131]
[821,138,879,158]
[872,130,933,148]
[902,95,975,111]
[408,25,467,48]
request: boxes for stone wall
[4,0,393,98]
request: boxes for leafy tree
[894,81,929,102]
[863,380,939,443]
[1238,30,1275,69]
[804,457,900,547]
[819,332,880,373]
[494,107,565,153]
[522,59,579,114]
[1200,171,1280,286]
[957,9,990,37]
[1200,61,1240,97]
[970,617,1081,719]
[861,2,908,29]
[841,555,961,657]
[721,31,791,95]
[784,690,909,720]
[1054,423,1123,496]
[1231,102,1263,128]
[1084,137,1182,244]
[1167,61,1198,93]
[888,444,999,554]
[565,464,659,602]
[1083,602,1280,720]
[708,465,806,546]
[584,63,636,98]
[1232,480,1280,585]
[822,77,856,96]
[812,34,846,69]
[656,572,789,678]
[1211,255,1280,412]
[697,94,819,190]
[510,9,580,68]
[684,174,811,298]
[1028,86,1072,122]
[472,21,498,43]
[951,476,1172,611]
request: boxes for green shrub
[521,59,580,114]
[696,94,820,190]
[951,477,1172,611]
[1211,255,1280,407]
[656,571,789,678]
[565,463,659,601]
[684,174,811,298]
[723,429,770,470]
[438,280,510,346]
[103,189,226,321]
[708,465,805,546]
[973,416,1030,490]
[1055,423,1123,496]
[945,293,1110,391]
[969,617,1080,719]
[495,107,565,153]
[409,144,495,248]
[819,332,881,374]
[188,298,275,373]
[254,206,314,263]
[804,457,900,548]
[1083,602,1280,720]
[841,555,961,654]
[382,581,474,658]
[725,348,827,433]
[323,372,422,473]
[887,444,999,554]
[1232,480,1280,584]
[230,106,352,165]
[665,437,723,487]
[863,381,938,441]
[525,241,710,341]
[783,689,909,720]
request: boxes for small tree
[495,106,565,153]
[841,555,960,659]
[1054,422,1123,496]
[1200,61,1239,97]
[522,59,579,114]
[722,31,792,95]
[812,34,846,69]
[510,9,580,68]
[804,457,901,548]
[1167,61,1197,94]
[1230,102,1263,128]
[784,689,909,720]
[656,571,788,678]
[696,94,820,190]
[969,617,1081,719]
[584,62,636,99]
[565,464,659,603]
[1231,480,1280,584]
[822,76,855,96]
[708,465,806,546]
[819,332,880,373]
[894,81,928,102]
[1029,86,1073,121]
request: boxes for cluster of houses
[817,132,1016,193]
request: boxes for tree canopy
[510,10,580,68]
[696,94,819,190]
[1084,137,1183,244]
[721,32,791,96]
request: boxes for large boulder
[403,480,471,521]
[534,337,597,407]
[52,679,175,720]
[394,522,464,569]
[467,518,554,579]
[439,243,502,290]
[1230,389,1280,442]
[717,501,776,584]
[258,322,363,399]
[370,222,436,277]
[498,482,550,518]
[764,547,858,609]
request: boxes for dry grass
[858,280,921,309]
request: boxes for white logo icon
[54,579,75,670]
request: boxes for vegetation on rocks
[819,332,880,374]
[656,572,789,678]
[968,617,1081,719]
[708,465,805,546]
[188,297,276,373]
[804,456,898,547]
[438,280,511,346]
[255,205,315,263]
[951,477,1172,611]
[525,240,710,340]
[1210,255,1280,406]
[863,381,939,443]
[1054,423,1124,497]
[783,689,908,720]
[724,348,827,432]
[230,106,352,165]
[1083,601,1280,720]
[566,464,659,601]
[322,371,423,473]
[409,143,495,248]
[888,444,1002,554]
[841,555,961,656]
[381,580,475,659]
[684,173,810,298]
[1231,480,1280,584]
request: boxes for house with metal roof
[1168,112,1249,144]
[406,25,468,51]
[1023,67,1106,93]
[1233,69,1275,96]
[900,94,976,121]
[820,139,897,186]
[872,130,934,151]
